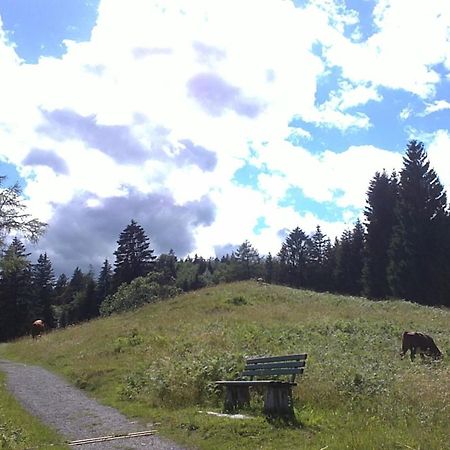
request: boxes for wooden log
[263,384,294,418]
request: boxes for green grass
[1,281,450,449]
[0,370,68,449]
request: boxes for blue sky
[0,0,449,274]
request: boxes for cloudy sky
[0,0,449,275]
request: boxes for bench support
[264,384,294,418]
[223,385,250,412]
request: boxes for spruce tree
[97,259,113,309]
[235,240,260,280]
[278,227,310,288]
[388,140,448,304]
[0,238,33,340]
[363,171,398,299]
[306,225,331,291]
[113,220,156,289]
[31,253,56,328]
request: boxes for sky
[0,0,449,276]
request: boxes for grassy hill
[1,281,449,449]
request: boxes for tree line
[0,140,449,342]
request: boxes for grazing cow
[31,320,45,339]
[400,331,442,361]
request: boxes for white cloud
[421,100,450,116]
[322,0,450,98]
[0,0,449,268]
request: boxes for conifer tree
[235,240,260,280]
[97,259,113,308]
[278,227,310,288]
[306,225,331,291]
[0,238,33,340]
[388,140,448,304]
[31,253,56,328]
[113,220,156,289]
[362,171,398,298]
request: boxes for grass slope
[1,281,449,450]
[0,370,68,449]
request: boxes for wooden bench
[216,353,307,418]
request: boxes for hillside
[1,281,450,449]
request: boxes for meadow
[1,281,449,449]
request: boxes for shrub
[100,272,180,316]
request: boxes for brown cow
[400,331,442,361]
[31,320,45,339]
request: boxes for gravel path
[0,360,188,450]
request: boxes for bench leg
[224,386,250,412]
[264,385,294,419]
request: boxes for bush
[100,272,180,316]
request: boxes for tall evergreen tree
[0,238,33,340]
[306,225,331,291]
[278,227,310,288]
[388,141,449,304]
[265,252,274,284]
[31,253,56,328]
[333,222,365,296]
[97,259,113,309]
[363,171,398,299]
[113,220,156,289]
[234,240,260,280]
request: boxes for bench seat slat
[242,368,304,377]
[246,354,307,364]
[216,380,297,386]
[244,360,306,370]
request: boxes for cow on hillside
[31,320,45,339]
[400,331,442,361]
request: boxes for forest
[1,140,449,342]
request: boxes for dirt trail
[0,360,188,449]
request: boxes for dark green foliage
[113,220,156,289]
[31,253,56,328]
[388,141,449,304]
[278,227,310,288]
[156,250,178,285]
[264,252,274,284]
[334,221,365,296]
[234,240,260,280]
[96,259,113,308]
[363,171,398,299]
[305,225,332,291]
[100,272,180,316]
[56,267,99,327]
[0,238,33,340]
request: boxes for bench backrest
[242,353,307,383]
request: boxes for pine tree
[306,225,331,291]
[265,252,274,283]
[388,141,449,304]
[113,220,156,289]
[278,227,310,288]
[235,240,260,280]
[362,171,398,299]
[97,259,113,309]
[31,253,56,328]
[0,238,33,340]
